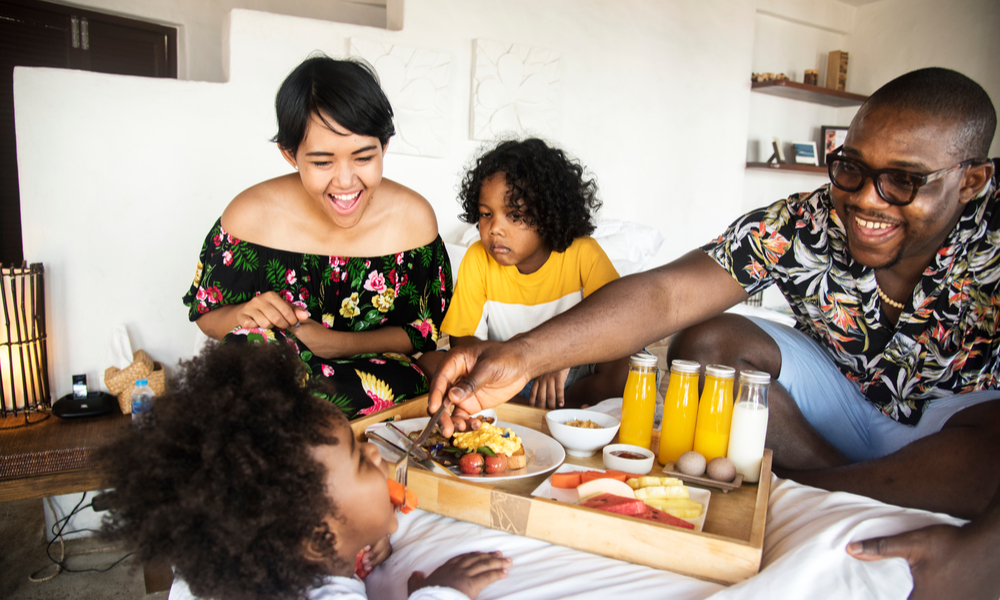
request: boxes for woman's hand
[407,551,511,600]
[236,292,309,330]
[528,368,571,409]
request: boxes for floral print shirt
[702,164,999,425]
[182,219,452,418]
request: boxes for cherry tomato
[484,454,508,474]
[459,452,485,474]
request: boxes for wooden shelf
[746,162,826,174]
[751,80,867,107]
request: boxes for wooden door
[0,0,177,265]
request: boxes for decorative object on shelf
[793,141,819,166]
[803,69,818,86]
[751,72,788,83]
[767,137,785,165]
[820,126,850,165]
[825,50,848,91]
[1,263,49,421]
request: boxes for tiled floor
[1,498,169,599]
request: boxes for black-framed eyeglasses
[826,145,982,206]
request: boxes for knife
[409,399,450,456]
[366,428,456,477]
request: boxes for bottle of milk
[726,370,770,483]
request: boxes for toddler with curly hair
[441,138,630,409]
[101,343,509,600]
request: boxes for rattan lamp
[1,263,50,421]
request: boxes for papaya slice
[387,477,418,514]
[550,471,583,489]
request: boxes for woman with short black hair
[183,55,451,418]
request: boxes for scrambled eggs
[452,423,521,456]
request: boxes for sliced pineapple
[642,497,703,519]
[627,476,684,490]
[633,485,690,500]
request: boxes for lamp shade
[1,263,49,416]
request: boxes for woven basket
[104,350,166,414]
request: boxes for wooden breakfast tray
[350,396,771,585]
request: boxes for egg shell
[677,451,707,476]
[707,457,737,482]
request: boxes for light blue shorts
[747,317,1000,463]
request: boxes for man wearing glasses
[430,67,998,599]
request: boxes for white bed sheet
[365,476,967,600]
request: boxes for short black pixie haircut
[859,67,996,160]
[459,138,602,253]
[101,343,347,600]
[272,54,395,155]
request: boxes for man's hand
[235,291,309,330]
[528,368,571,408]
[429,341,531,437]
[847,523,1000,600]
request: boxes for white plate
[367,416,566,482]
[529,464,710,532]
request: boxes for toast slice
[506,444,527,470]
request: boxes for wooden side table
[0,411,130,502]
[0,410,172,593]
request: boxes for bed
[364,474,962,600]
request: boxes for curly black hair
[458,138,602,253]
[101,343,347,600]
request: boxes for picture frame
[793,141,819,166]
[767,136,785,164]
[820,126,849,165]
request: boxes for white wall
[848,0,1000,158]
[40,0,391,81]
[12,0,999,400]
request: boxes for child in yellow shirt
[442,139,629,408]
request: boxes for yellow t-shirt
[441,236,619,342]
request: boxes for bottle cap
[135,379,148,386]
[669,359,700,374]
[739,370,771,385]
[628,352,658,367]
[705,364,736,378]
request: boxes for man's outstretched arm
[428,250,748,435]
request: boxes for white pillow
[446,221,665,278]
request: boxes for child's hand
[528,368,571,408]
[407,551,511,599]
[355,536,393,578]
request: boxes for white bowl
[545,409,621,457]
[602,444,655,475]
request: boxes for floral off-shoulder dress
[182,218,452,419]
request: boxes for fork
[393,455,409,513]
[391,400,450,511]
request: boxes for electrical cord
[29,492,133,583]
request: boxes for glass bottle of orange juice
[692,364,736,461]
[658,359,701,465]
[619,353,659,449]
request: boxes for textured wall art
[471,39,560,141]
[350,38,451,157]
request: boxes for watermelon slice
[578,493,646,516]
[635,505,696,530]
